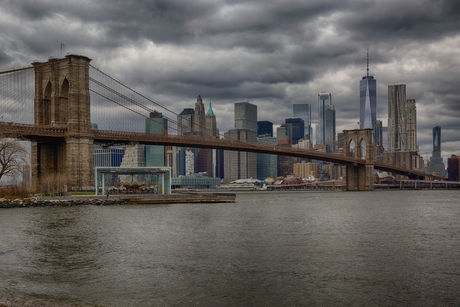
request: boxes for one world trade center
[359,50,376,130]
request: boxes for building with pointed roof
[193,95,205,135]
[359,50,377,131]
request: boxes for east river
[1,190,459,306]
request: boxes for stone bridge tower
[31,55,93,190]
[342,128,374,191]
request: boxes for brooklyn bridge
[0,54,427,191]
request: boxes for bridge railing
[0,122,67,137]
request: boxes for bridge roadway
[1,122,426,179]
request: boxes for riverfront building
[93,146,125,167]
[447,155,460,181]
[293,162,317,180]
[257,136,278,179]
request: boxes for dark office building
[293,103,311,140]
[447,155,459,181]
[429,126,445,175]
[285,118,305,145]
[257,120,273,137]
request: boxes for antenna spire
[366,48,369,78]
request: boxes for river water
[1,190,459,306]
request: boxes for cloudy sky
[1,0,460,160]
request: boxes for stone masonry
[31,55,94,190]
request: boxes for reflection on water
[0,190,459,306]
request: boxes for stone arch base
[31,55,94,190]
[341,129,374,191]
[342,164,374,191]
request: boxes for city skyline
[1,0,459,159]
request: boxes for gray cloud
[1,0,460,160]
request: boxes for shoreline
[0,192,236,208]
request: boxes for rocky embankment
[0,197,128,208]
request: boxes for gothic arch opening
[359,138,367,159]
[59,78,69,124]
[43,81,52,125]
[349,139,355,157]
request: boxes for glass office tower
[293,103,311,140]
[325,105,336,153]
[317,92,332,145]
[285,118,305,145]
[257,120,273,137]
[359,50,377,130]
[145,111,167,167]
[235,101,257,132]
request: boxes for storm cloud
[1,0,460,159]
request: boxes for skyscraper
[293,103,311,139]
[199,102,218,177]
[406,99,417,152]
[193,95,205,135]
[223,129,257,182]
[145,111,167,167]
[205,102,217,138]
[359,50,377,130]
[197,102,218,176]
[429,126,445,175]
[325,105,336,153]
[177,108,194,135]
[257,121,273,137]
[223,102,258,182]
[387,84,407,152]
[285,118,305,145]
[257,136,277,179]
[235,101,257,131]
[177,108,195,176]
[374,120,383,155]
[318,92,332,145]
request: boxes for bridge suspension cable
[0,67,34,124]
[88,65,245,145]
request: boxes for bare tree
[0,137,29,182]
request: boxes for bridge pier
[342,164,374,191]
[341,129,374,191]
[31,55,94,191]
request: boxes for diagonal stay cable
[89,65,215,137]
[89,77,182,130]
